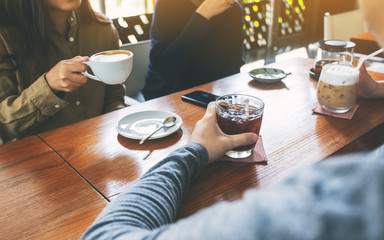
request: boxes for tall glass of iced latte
[317,63,359,113]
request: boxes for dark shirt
[143,0,244,100]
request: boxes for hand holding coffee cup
[83,50,133,85]
[45,56,89,93]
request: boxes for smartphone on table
[181,90,219,108]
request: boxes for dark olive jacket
[0,11,126,145]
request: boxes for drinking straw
[356,48,384,70]
[244,99,250,120]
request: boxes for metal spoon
[139,116,177,144]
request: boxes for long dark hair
[0,0,106,72]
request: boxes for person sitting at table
[357,0,384,99]
[142,0,245,100]
[359,65,384,98]
[82,102,384,240]
[82,0,384,239]
[0,0,126,145]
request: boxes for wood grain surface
[0,136,107,239]
[37,58,384,219]
[350,32,382,56]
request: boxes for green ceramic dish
[248,68,291,83]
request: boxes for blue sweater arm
[82,142,209,240]
[82,147,384,240]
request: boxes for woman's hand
[196,0,236,20]
[45,56,89,92]
[359,64,379,99]
[189,102,258,164]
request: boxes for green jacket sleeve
[0,36,69,144]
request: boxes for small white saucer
[116,110,183,140]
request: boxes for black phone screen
[181,90,219,108]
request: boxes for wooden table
[1,57,384,239]
[38,57,384,217]
[350,32,382,56]
[0,136,108,239]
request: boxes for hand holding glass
[215,94,264,158]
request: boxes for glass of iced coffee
[317,63,359,113]
[215,94,264,158]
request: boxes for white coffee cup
[83,50,133,85]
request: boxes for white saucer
[116,110,183,140]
